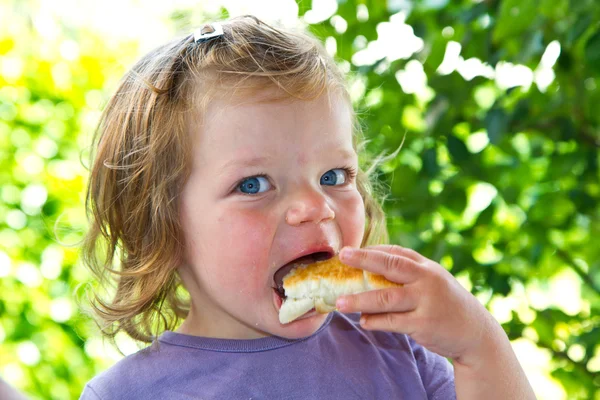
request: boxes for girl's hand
[336,245,503,366]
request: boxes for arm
[452,312,535,399]
[336,245,536,400]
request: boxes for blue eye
[238,176,270,194]
[320,169,347,186]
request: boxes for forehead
[193,91,354,162]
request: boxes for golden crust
[283,255,401,288]
[283,256,363,286]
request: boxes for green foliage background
[0,0,598,399]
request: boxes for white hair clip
[194,23,224,43]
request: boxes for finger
[336,287,417,314]
[359,312,416,335]
[340,247,420,284]
[365,244,426,263]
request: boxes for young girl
[80,15,536,399]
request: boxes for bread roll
[279,256,401,324]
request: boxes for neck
[177,299,270,340]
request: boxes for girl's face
[177,91,365,339]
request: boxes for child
[80,15,536,399]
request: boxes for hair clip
[194,23,224,43]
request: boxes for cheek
[337,191,366,247]
[182,206,274,296]
[180,199,273,271]
[214,208,273,264]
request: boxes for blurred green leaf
[1,0,599,399]
[584,29,600,73]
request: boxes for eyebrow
[219,156,272,173]
[337,148,358,160]
[219,148,357,173]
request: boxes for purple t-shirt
[80,312,456,399]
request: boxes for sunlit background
[1,0,599,399]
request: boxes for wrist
[452,315,537,400]
[454,310,509,369]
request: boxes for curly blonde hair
[82,15,388,343]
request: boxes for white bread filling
[278,272,369,324]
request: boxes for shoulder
[80,341,170,400]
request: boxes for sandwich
[275,255,401,324]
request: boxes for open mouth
[273,251,333,301]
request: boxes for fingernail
[336,297,347,311]
[340,247,353,259]
[360,316,367,326]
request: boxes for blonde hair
[82,15,388,343]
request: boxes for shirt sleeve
[409,338,457,400]
[0,377,29,400]
[79,384,102,400]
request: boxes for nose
[285,187,335,226]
